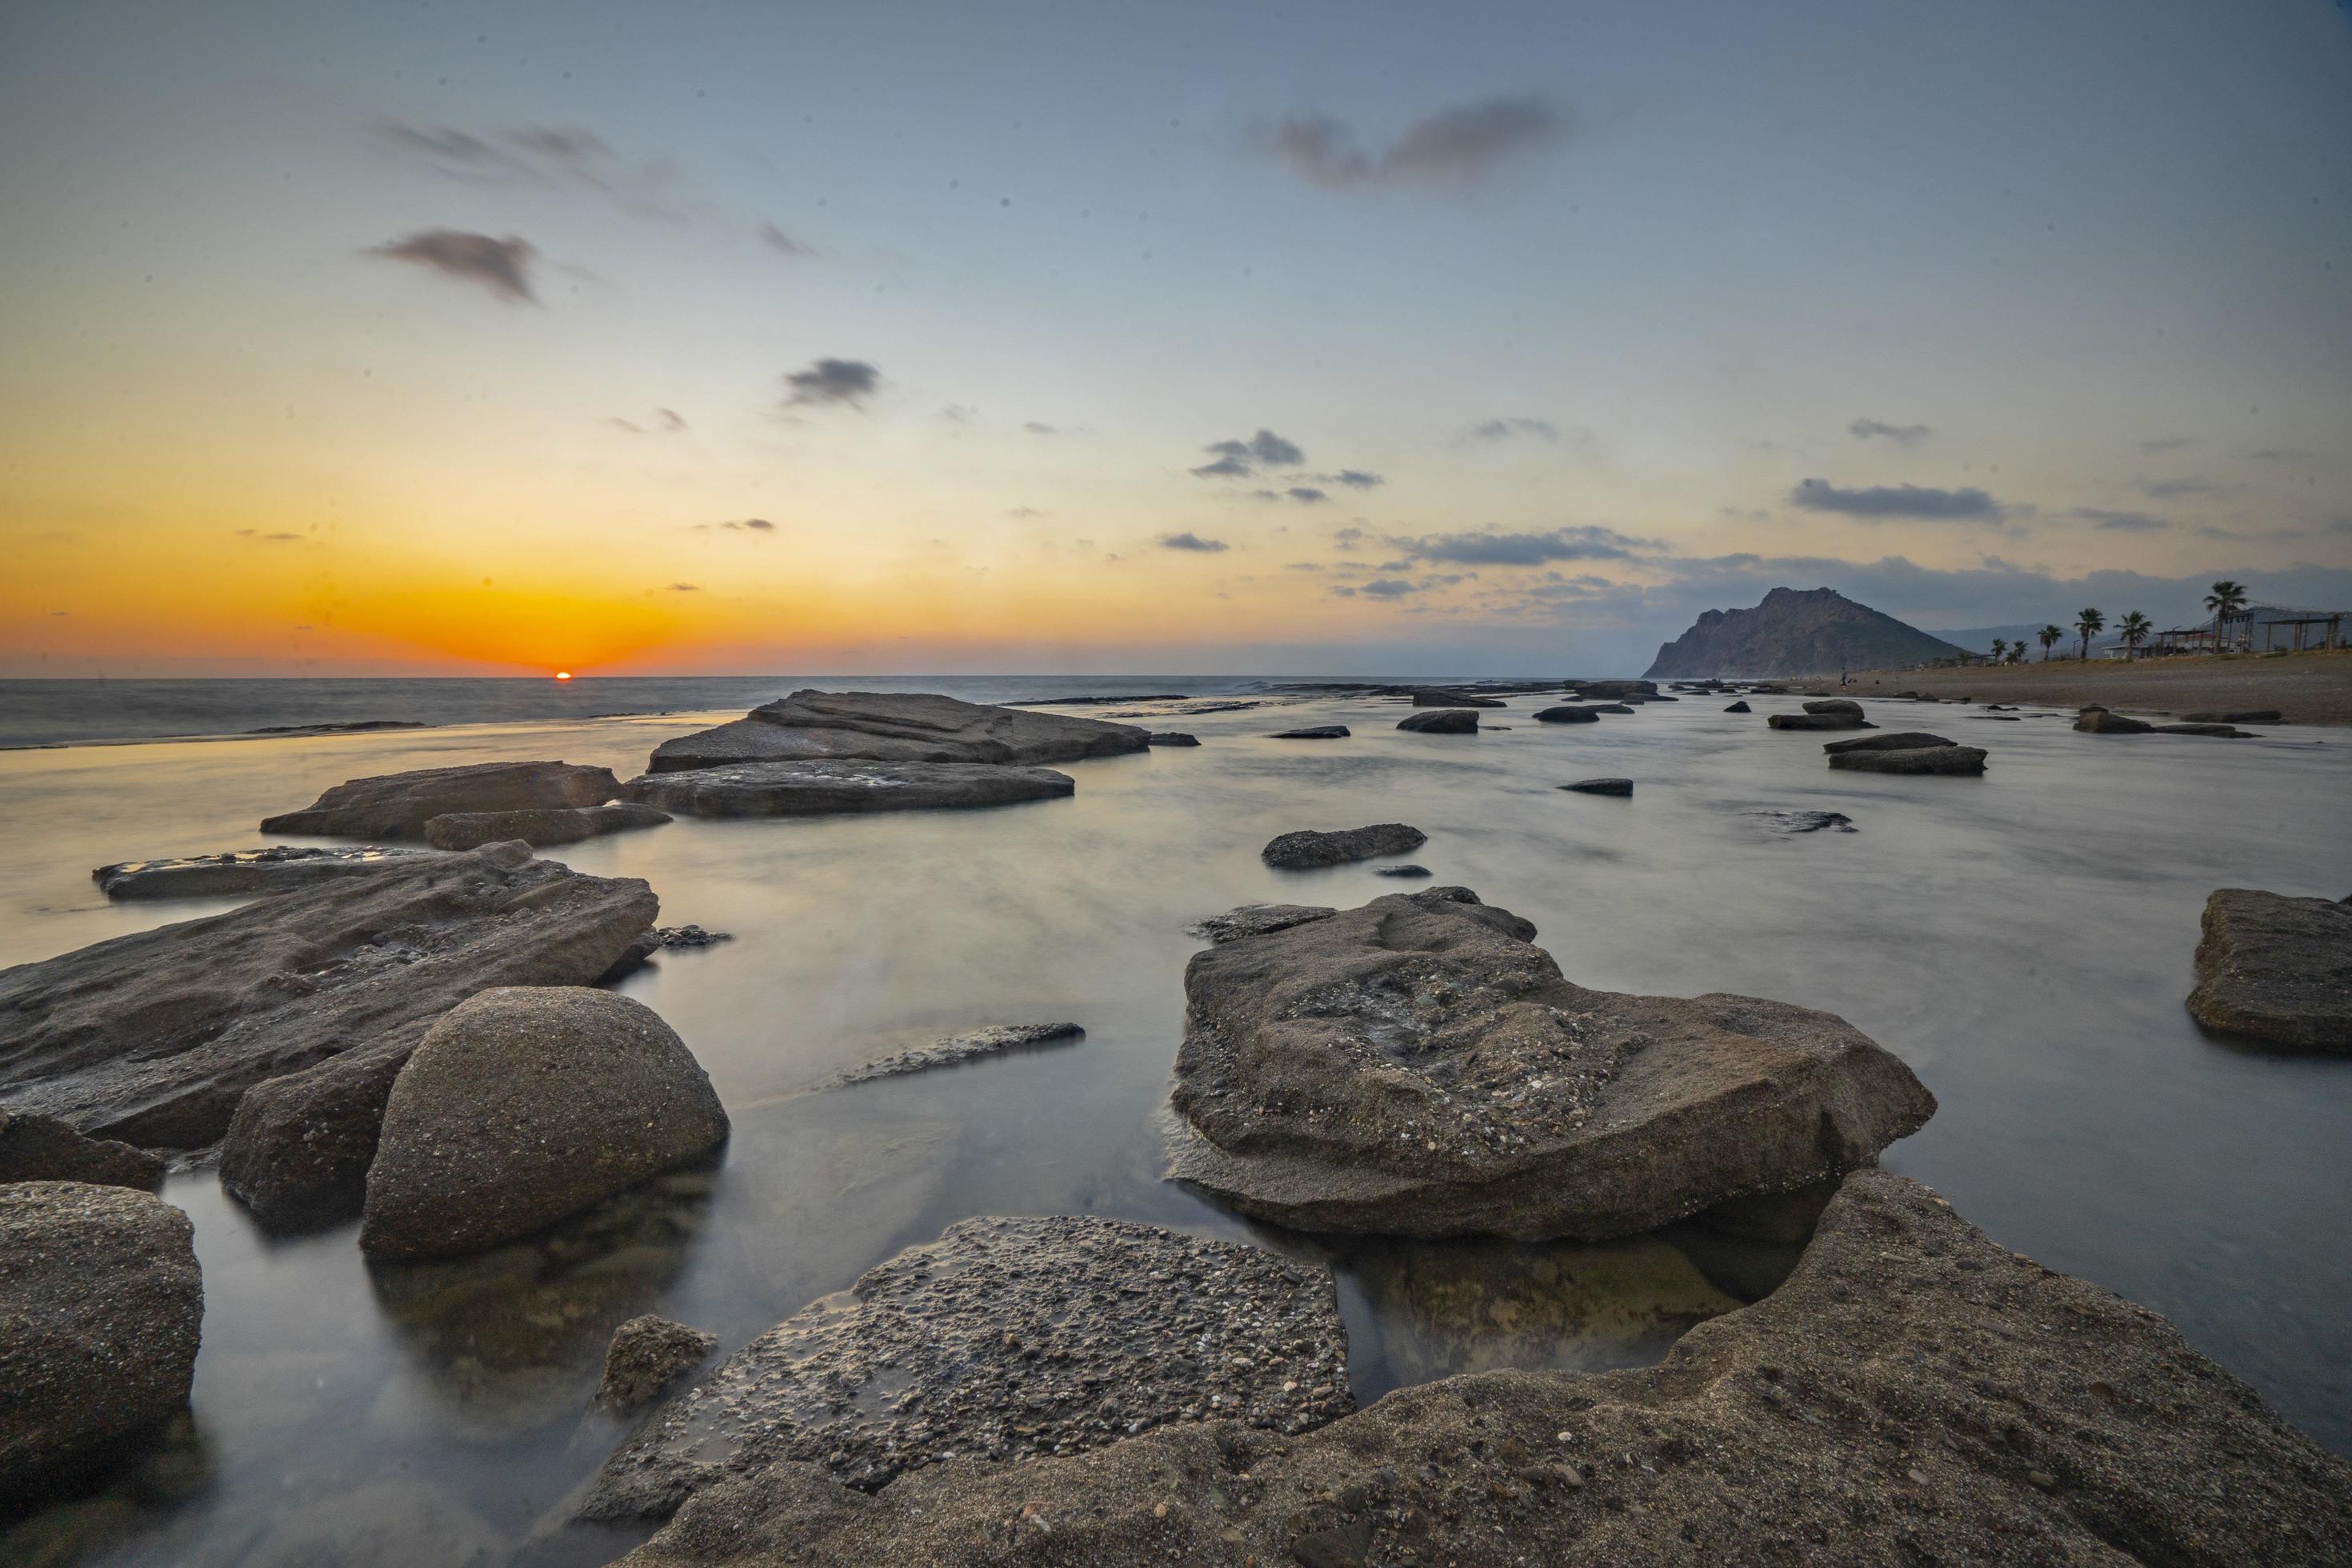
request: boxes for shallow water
[2,689,2348,1564]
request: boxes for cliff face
[1644,587,1970,678]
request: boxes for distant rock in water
[1146,731,1199,746]
[1533,706,1601,723]
[2075,710,2154,734]
[1766,712,1874,731]
[821,1023,1085,1088]
[1398,709,1480,734]
[1009,694,1189,706]
[628,761,1074,818]
[1190,905,1339,944]
[1262,824,1428,870]
[1270,724,1350,739]
[1563,680,1658,700]
[0,1108,166,1189]
[261,761,624,840]
[1821,731,1955,754]
[246,719,427,736]
[92,845,438,900]
[2186,889,2351,1051]
[1409,689,1505,708]
[2186,710,2282,724]
[2153,722,2255,738]
[1723,699,1751,713]
[423,802,672,850]
[1644,586,1970,678]
[1751,810,1857,834]
[1829,746,1987,775]
[1374,864,1434,878]
[648,690,1148,774]
[1559,778,1633,797]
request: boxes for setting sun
[554,671,572,681]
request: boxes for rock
[599,1316,719,1414]
[610,1170,2352,1568]
[422,801,671,850]
[1270,725,1351,739]
[1828,746,1988,775]
[1397,710,1479,734]
[2075,710,2154,734]
[1261,824,1429,870]
[626,760,1074,818]
[91,846,439,901]
[2152,723,2254,738]
[1190,906,1338,945]
[821,1023,1085,1088]
[1558,778,1633,797]
[1374,865,1433,878]
[1766,712,1874,731]
[2186,890,2352,1050]
[1722,700,1750,713]
[2185,710,2282,724]
[1166,888,1934,1239]
[259,761,625,839]
[0,1182,202,1504]
[359,988,730,1259]
[1750,810,1856,834]
[582,1214,1354,1519]
[1409,689,1506,707]
[0,1110,164,1190]
[1801,698,1863,716]
[1586,703,1637,715]
[1145,732,1199,746]
[1532,706,1601,723]
[1562,680,1657,700]
[1820,731,1956,754]
[656,925,731,949]
[648,690,1148,774]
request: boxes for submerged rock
[1558,778,1633,797]
[627,760,1074,818]
[1829,745,1988,775]
[611,1170,2352,1568]
[0,1110,164,1190]
[1532,705,1601,723]
[1190,905,1339,944]
[582,1214,1354,1520]
[422,802,671,850]
[260,761,625,839]
[1270,724,1350,739]
[91,845,439,901]
[2075,709,2154,734]
[0,1182,202,1505]
[821,1023,1085,1088]
[1145,731,1199,746]
[360,987,730,1259]
[1261,823,1429,870]
[1750,810,1857,835]
[2186,889,2352,1051]
[1374,864,1434,878]
[2153,722,2255,738]
[648,690,1148,774]
[1166,887,1934,1239]
[1397,709,1480,734]
[1820,731,1957,754]
[599,1315,718,1414]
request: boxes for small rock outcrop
[1167,887,1934,1239]
[1563,680,1658,700]
[1397,709,1479,734]
[259,761,624,839]
[1587,702,1636,715]
[1532,706,1600,723]
[422,802,671,850]
[1829,746,1988,775]
[1145,732,1199,746]
[0,1110,164,1190]
[360,988,730,1259]
[1409,689,1505,708]
[1723,699,1750,713]
[582,1215,1354,1520]
[1751,810,1857,834]
[91,846,438,901]
[821,1023,1085,1088]
[1190,905,1339,945]
[1558,778,1632,797]
[2186,890,2351,1050]
[1766,711,1874,731]
[627,761,1074,818]
[2075,710,2154,734]
[1820,731,1957,754]
[2153,722,2255,738]
[1261,824,1429,870]
[1374,864,1433,878]
[648,690,1147,774]
[2186,710,2282,724]
[598,1316,718,1414]
[0,1182,202,1503]
[1270,725,1350,739]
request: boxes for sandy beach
[1793,650,2352,726]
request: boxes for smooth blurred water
[2,689,2347,1565]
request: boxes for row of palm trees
[1987,582,2250,664]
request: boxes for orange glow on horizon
[554,670,573,681]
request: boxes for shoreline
[1786,650,2352,726]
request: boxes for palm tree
[2038,623,2063,661]
[1988,637,2006,666]
[2205,579,2248,651]
[2118,610,2153,658]
[2009,642,2026,665]
[2075,607,2105,662]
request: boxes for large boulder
[583,1214,1354,1521]
[1766,712,1874,731]
[2186,890,2352,1050]
[360,988,729,1259]
[92,846,439,900]
[648,690,1147,774]
[627,761,1074,818]
[422,802,670,850]
[611,1170,2352,1568]
[1820,731,1957,754]
[1260,824,1428,870]
[0,1182,202,1503]
[1830,746,1988,775]
[1397,709,1479,734]
[1167,887,1934,1238]
[2075,709,2154,734]
[259,761,624,839]
[0,1110,163,1189]
[1802,698,1863,716]
[1190,905,1338,944]
[1532,705,1601,723]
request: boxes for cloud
[1006,506,1044,519]
[1790,478,2002,521]
[1390,525,1657,566]
[758,222,813,257]
[1850,418,1932,446]
[666,582,701,591]
[1266,94,1566,190]
[2137,475,2235,499]
[1159,531,1229,553]
[1333,526,1366,549]
[726,518,775,532]
[782,358,880,407]
[1189,427,1306,478]
[2244,448,2314,462]
[378,121,690,222]
[234,529,304,542]
[608,407,689,434]
[369,230,537,302]
[1331,469,1383,488]
[2072,508,2170,534]
[1465,417,1561,443]
[1359,578,1422,598]
[1024,422,1061,435]
[1191,455,1254,478]
[1287,487,1329,505]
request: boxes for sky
[2,0,2349,677]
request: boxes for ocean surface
[2,680,2348,1565]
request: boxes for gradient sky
[4,0,2349,675]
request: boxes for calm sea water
[2,684,2347,1565]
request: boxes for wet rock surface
[600,1316,719,1414]
[1722,699,1751,713]
[1374,864,1433,878]
[2186,709,2282,724]
[821,1024,1085,1088]
[1270,725,1350,739]
[1586,702,1636,715]
[2075,709,2154,734]
[259,761,624,839]
[2154,722,2256,738]
[1820,731,1956,754]
[1558,778,1633,797]
[361,987,730,1259]
[1830,745,1988,775]
[1145,731,1199,746]
[1531,705,1601,723]
[1397,709,1479,734]
[1261,824,1428,870]
[0,1110,164,1189]
[1767,710,1874,731]
[627,760,1074,818]
[422,802,671,850]
[1750,810,1857,834]
[2186,889,2352,1050]
[1167,887,1934,1238]
[583,1214,1354,1520]
[1563,680,1658,700]
[1,1182,203,1505]
[613,1171,2352,1568]
[649,690,1148,774]
[1408,689,1505,707]
[90,845,439,900]
[1190,906,1338,945]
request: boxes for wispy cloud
[782,358,881,408]
[666,582,702,591]
[1189,428,1306,478]
[608,407,689,434]
[1463,417,1563,444]
[378,122,691,221]
[1389,525,1656,566]
[370,230,538,302]
[758,222,813,258]
[2072,507,2170,534]
[234,529,305,542]
[1790,478,2003,521]
[1159,531,1229,553]
[1850,418,1932,446]
[1266,94,1566,190]
[2136,475,2236,499]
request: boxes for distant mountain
[1644,586,1970,678]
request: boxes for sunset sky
[3,0,2349,676]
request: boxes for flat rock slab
[1270,725,1350,738]
[0,1110,164,1189]
[583,1214,1354,1519]
[261,761,623,839]
[1398,710,1479,734]
[1559,778,1633,797]
[1145,732,1198,746]
[1532,706,1601,723]
[91,846,440,901]
[2186,709,2282,723]
[2153,722,2255,738]
[1586,702,1637,715]
[1409,690,1505,707]
[1801,698,1863,716]
[649,690,1147,774]
[1767,713,1874,730]
[1829,745,1988,775]
[821,1023,1085,1088]
[612,1170,2352,1568]
[423,802,671,850]
[1167,886,1934,1239]
[1262,824,1428,870]
[1821,731,1956,754]
[2075,710,2153,734]
[627,761,1074,818]
[1190,906,1339,945]
[2186,889,2352,1051]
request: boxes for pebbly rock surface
[1532,705,1601,723]
[648,690,1147,774]
[1820,731,1956,754]
[0,1110,164,1190]
[0,1182,203,1504]
[2186,889,2352,1051]
[1408,689,1505,708]
[260,761,625,839]
[1190,906,1338,945]
[1261,824,1428,870]
[1270,725,1350,739]
[582,1214,1354,1521]
[423,802,671,850]
[1558,778,1632,797]
[91,845,439,901]
[2075,709,2154,734]
[628,761,1074,818]
[360,987,730,1259]
[821,1023,1086,1088]
[612,1170,2352,1568]
[1396,709,1479,734]
[1830,746,1988,776]
[1166,887,1934,1239]
[600,1315,719,1414]
[1767,711,1874,731]
[1145,732,1199,747]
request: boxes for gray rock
[1750,810,1856,834]
[2153,723,2254,738]
[1190,905,1339,944]
[1829,745,1988,775]
[1558,778,1633,797]
[360,987,730,1260]
[1820,731,1957,754]
[1397,709,1479,734]
[582,1214,1354,1519]
[1261,824,1429,870]
[1801,698,1863,716]
[1270,725,1351,739]
[2186,889,2352,1051]
[1531,706,1600,723]
[599,1315,718,1413]
[1374,865,1433,878]
[1166,887,1934,1239]
[0,1110,164,1190]
[1586,703,1637,715]
[91,845,439,901]
[0,1182,202,1504]
[1562,680,1657,700]
[821,1023,1085,1088]
[2075,709,2154,734]
[2185,710,2282,724]
[648,690,1148,774]
[1766,712,1874,731]
[627,760,1073,818]
[1722,700,1750,713]
[260,761,625,839]
[422,802,671,850]
[1409,689,1505,707]
[1146,732,1199,746]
